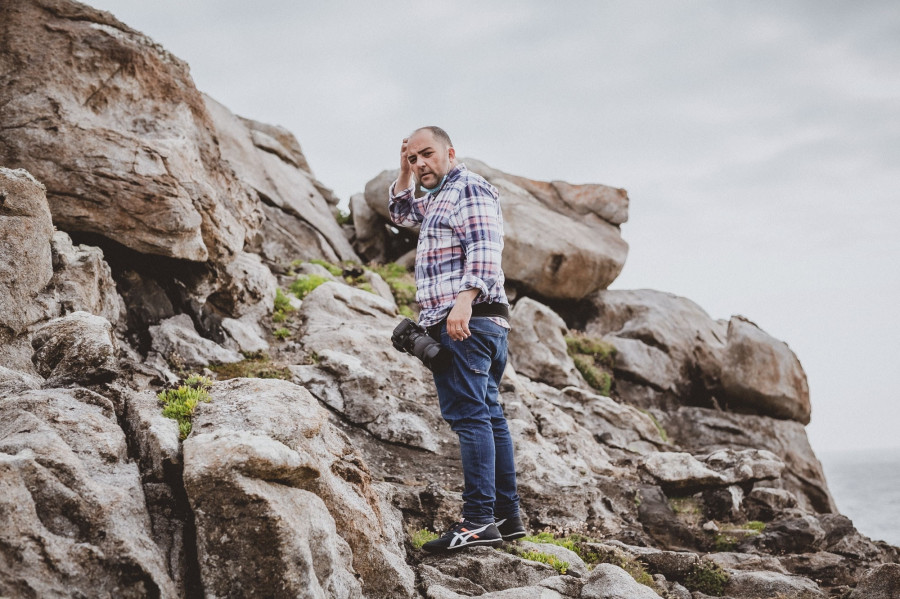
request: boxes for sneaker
[495,514,526,541]
[422,520,502,552]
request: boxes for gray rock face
[183,378,416,599]
[149,313,243,368]
[48,231,122,325]
[642,449,784,492]
[0,0,261,263]
[0,387,177,597]
[361,160,628,300]
[585,290,810,425]
[422,546,558,593]
[0,168,54,334]
[662,406,835,514]
[725,570,826,598]
[204,94,358,267]
[509,298,584,388]
[31,311,119,387]
[721,315,811,424]
[849,563,900,599]
[580,563,660,599]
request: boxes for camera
[391,318,451,372]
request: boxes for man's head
[406,126,457,189]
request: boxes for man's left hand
[447,289,479,341]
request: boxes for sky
[84,1,900,456]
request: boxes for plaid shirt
[389,164,509,328]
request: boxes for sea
[818,446,900,548]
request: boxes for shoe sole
[423,538,503,552]
[500,531,527,541]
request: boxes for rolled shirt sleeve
[449,179,504,300]
[388,180,425,227]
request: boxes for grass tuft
[410,529,438,550]
[290,274,330,299]
[209,352,291,380]
[158,376,213,440]
[684,561,729,596]
[566,332,616,395]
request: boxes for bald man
[389,126,525,551]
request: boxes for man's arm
[445,180,504,340]
[388,137,425,227]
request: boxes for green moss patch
[565,333,616,395]
[158,375,213,440]
[209,352,291,381]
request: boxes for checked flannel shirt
[389,164,509,328]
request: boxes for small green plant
[515,549,569,575]
[638,409,669,443]
[410,529,438,550]
[157,376,213,440]
[274,287,293,313]
[309,259,343,277]
[566,333,616,395]
[573,355,612,395]
[209,352,291,380]
[669,495,704,528]
[684,561,729,596]
[713,533,737,552]
[335,209,352,226]
[745,520,766,532]
[273,327,291,340]
[369,262,418,317]
[290,274,330,299]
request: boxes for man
[389,126,525,551]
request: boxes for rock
[779,552,859,588]
[0,366,43,398]
[204,94,357,267]
[427,585,566,599]
[509,298,584,389]
[642,449,783,493]
[220,316,269,354]
[662,406,836,514]
[744,486,798,521]
[584,291,811,425]
[422,546,558,593]
[361,161,628,300]
[418,563,487,596]
[183,378,415,598]
[580,563,660,599]
[848,563,900,599]
[149,313,243,368]
[351,191,389,261]
[518,540,589,578]
[48,231,122,325]
[540,574,585,597]
[720,315,811,424]
[724,570,826,598]
[296,282,450,453]
[31,311,119,386]
[205,250,277,322]
[639,549,700,580]
[0,387,177,597]
[0,167,54,334]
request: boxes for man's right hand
[396,137,415,191]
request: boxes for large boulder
[0,0,261,263]
[720,315,811,424]
[360,160,628,300]
[0,168,54,335]
[48,231,122,325]
[204,95,358,268]
[31,311,119,387]
[183,378,416,599]
[508,298,584,389]
[0,387,177,597]
[585,289,811,424]
[849,563,900,599]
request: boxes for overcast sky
[85,1,900,455]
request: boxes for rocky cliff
[1,1,898,598]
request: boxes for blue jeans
[431,317,520,523]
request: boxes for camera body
[391,318,451,372]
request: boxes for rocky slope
[1,1,898,598]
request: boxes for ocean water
[819,447,900,548]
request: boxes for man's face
[406,130,455,188]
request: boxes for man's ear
[448,146,456,161]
